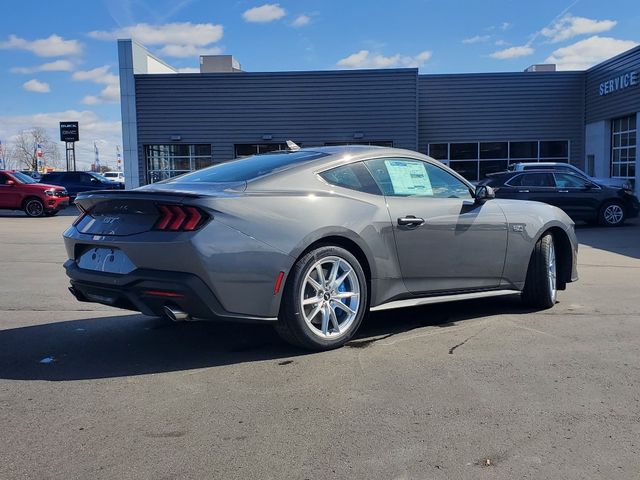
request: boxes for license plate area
[77,247,136,274]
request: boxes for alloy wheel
[548,241,557,303]
[25,200,43,217]
[603,204,624,225]
[300,256,360,339]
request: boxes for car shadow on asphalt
[574,218,640,260]
[0,296,533,382]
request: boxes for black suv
[480,170,639,226]
[40,171,123,200]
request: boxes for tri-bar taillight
[153,204,208,231]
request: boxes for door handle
[397,216,425,226]
[518,189,530,193]
[558,189,569,193]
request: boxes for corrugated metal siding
[585,46,640,124]
[135,69,419,166]
[418,72,586,165]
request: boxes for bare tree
[11,128,61,171]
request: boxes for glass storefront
[428,140,570,181]
[145,144,213,183]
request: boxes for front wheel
[598,201,625,227]
[276,246,368,350]
[522,233,557,309]
[24,198,44,217]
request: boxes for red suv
[0,170,70,217]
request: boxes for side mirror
[475,185,496,202]
[6,180,15,186]
[90,178,100,184]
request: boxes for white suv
[103,171,125,183]
[509,162,631,190]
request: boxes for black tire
[23,198,44,217]
[522,233,557,309]
[598,200,626,227]
[276,245,368,350]
[44,210,60,217]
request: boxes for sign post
[60,121,79,171]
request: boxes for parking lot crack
[448,326,489,355]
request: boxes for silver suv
[509,162,631,190]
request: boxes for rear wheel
[522,233,557,309]
[276,246,368,350]
[24,198,44,217]
[598,201,625,227]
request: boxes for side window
[0,173,7,185]
[554,173,589,188]
[319,162,381,195]
[79,174,94,185]
[364,158,472,199]
[518,173,555,187]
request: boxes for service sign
[599,71,638,96]
[60,121,79,142]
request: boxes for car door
[364,157,508,294]
[552,172,602,219]
[505,172,557,205]
[0,173,20,208]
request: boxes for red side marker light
[143,290,184,298]
[274,271,285,295]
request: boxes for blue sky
[1,0,639,168]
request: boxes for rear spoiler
[74,189,204,211]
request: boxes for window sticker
[384,160,433,196]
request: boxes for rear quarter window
[319,162,381,194]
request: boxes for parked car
[64,146,578,350]
[0,170,69,216]
[102,171,125,183]
[40,171,123,200]
[509,162,632,190]
[480,170,639,226]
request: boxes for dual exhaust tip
[163,305,191,322]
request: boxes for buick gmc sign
[599,71,639,96]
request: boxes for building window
[427,140,569,181]
[324,141,394,147]
[611,114,636,187]
[145,144,213,183]
[234,143,289,158]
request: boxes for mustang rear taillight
[154,204,208,231]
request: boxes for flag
[36,143,44,158]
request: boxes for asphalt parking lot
[1,208,639,480]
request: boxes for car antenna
[286,140,301,151]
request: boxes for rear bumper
[64,260,277,323]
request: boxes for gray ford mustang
[63,146,578,350]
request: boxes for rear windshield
[167,151,327,183]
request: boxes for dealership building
[117,40,639,192]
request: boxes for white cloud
[23,79,50,93]
[541,14,616,43]
[10,60,75,74]
[158,44,223,57]
[291,14,310,27]
[545,35,638,70]
[88,22,223,58]
[242,4,286,23]
[89,22,223,45]
[500,22,511,31]
[462,35,491,44]
[0,34,82,57]
[337,50,432,69]
[73,66,120,104]
[0,110,122,170]
[490,45,534,59]
[494,39,509,46]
